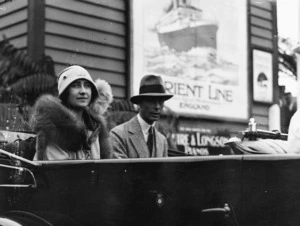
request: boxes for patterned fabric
[110,116,168,158]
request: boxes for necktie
[147,126,154,156]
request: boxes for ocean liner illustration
[156,0,219,52]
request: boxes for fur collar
[30,95,90,152]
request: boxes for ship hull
[158,24,218,52]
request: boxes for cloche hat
[130,74,173,104]
[57,65,98,102]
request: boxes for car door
[241,155,300,226]
[24,156,244,226]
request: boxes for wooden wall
[248,0,278,130]
[0,0,28,49]
[0,0,279,132]
[43,0,128,99]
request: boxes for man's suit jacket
[110,116,168,158]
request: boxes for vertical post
[297,1,300,110]
[269,104,280,131]
[27,0,45,62]
[297,53,300,110]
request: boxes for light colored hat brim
[59,76,98,102]
[57,65,99,102]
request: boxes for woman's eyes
[84,83,91,88]
[71,82,91,88]
[71,83,81,88]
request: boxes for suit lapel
[153,128,163,157]
[128,117,149,158]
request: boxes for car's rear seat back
[226,139,288,154]
[0,137,36,160]
[226,118,289,155]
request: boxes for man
[110,74,173,158]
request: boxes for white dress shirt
[137,113,155,142]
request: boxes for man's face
[139,97,165,124]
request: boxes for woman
[30,65,113,160]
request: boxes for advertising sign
[171,131,231,156]
[132,0,249,120]
[253,49,273,103]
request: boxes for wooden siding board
[251,36,273,49]
[45,21,125,47]
[45,0,125,22]
[252,104,269,116]
[45,7,125,36]
[250,17,272,29]
[0,0,27,16]
[94,71,126,86]
[0,8,27,28]
[0,22,27,39]
[250,0,272,10]
[110,86,126,98]
[46,49,125,73]
[82,0,126,11]
[8,35,27,49]
[45,34,125,60]
[250,6,272,20]
[251,26,272,39]
[44,0,128,100]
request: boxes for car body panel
[1,155,300,225]
[1,157,242,225]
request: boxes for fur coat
[30,95,112,160]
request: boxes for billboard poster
[132,0,249,120]
[171,130,232,156]
[253,49,273,103]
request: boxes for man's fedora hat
[130,74,173,104]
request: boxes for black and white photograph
[0,0,299,225]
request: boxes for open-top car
[0,121,299,226]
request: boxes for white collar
[137,114,155,135]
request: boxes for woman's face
[67,79,92,109]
